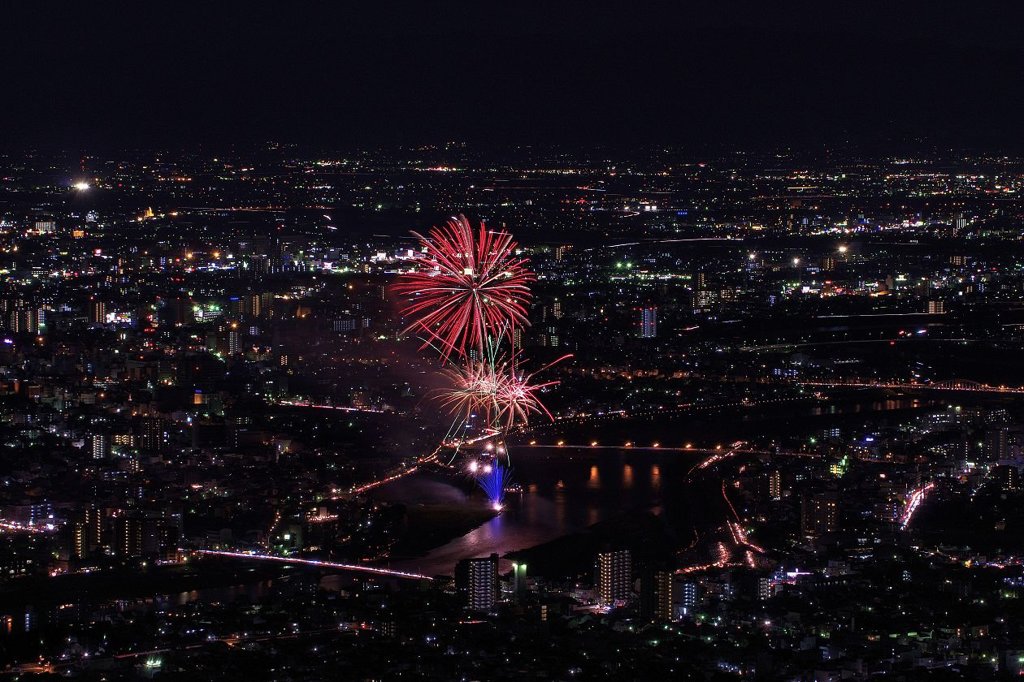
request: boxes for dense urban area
[1,144,1024,679]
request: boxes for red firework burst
[394,215,534,360]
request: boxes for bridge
[191,549,433,581]
[798,379,1024,394]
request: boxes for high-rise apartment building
[596,549,631,605]
[456,553,499,611]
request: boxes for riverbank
[506,510,676,579]
[391,503,499,558]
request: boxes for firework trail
[394,215,534,361]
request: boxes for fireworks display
[437,358,503,425]
[437,349,571,432]
[493,355,571,432]
[394,215,534,361]
[398,214,569,513]
[477,463,510,511]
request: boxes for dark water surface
[370,395,947,575]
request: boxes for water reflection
[373,454,691,575]
[372,396,941,575]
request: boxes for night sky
[4,3,1024,150]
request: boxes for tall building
[801,492,839,536]
[596,549,631,605]
[89,300,107,325]
[72,507,103,559]
[994,464,1020,491]
[639,306,657,339]
[639,566,675,621]
[984,427,1009,461]
[249,254,270,277]
[511,561,528,603]
[768,469,782,501]
[113,514,143,558]
[551,299,563,320]
[456,553,499,611]
[91,433,110,460]
[112,512,179,560]
[138,417,166,452]
[679,581,701,615]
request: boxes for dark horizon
[4,3,1024,152]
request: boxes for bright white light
[468,461,479,473]
[483,463,493,474]
[73,181,90,191]
[491,502,504,512]
[838,245,848,254]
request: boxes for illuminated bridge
[798,379,1024,394]
[191,549,433,581]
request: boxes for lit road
[350,466,420,495]
[522,396,813,434]
[191,549,433,580]
[0,520,57,534]
[274,399,386,414]
[901,482,936,530]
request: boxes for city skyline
[3,5,1024,679]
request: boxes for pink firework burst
[494,354,572,432]
[438,350,572,433]
[437,358,503,425]
[394,215,535,360]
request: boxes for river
[366,394,948,575]
[365,449,694,575]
